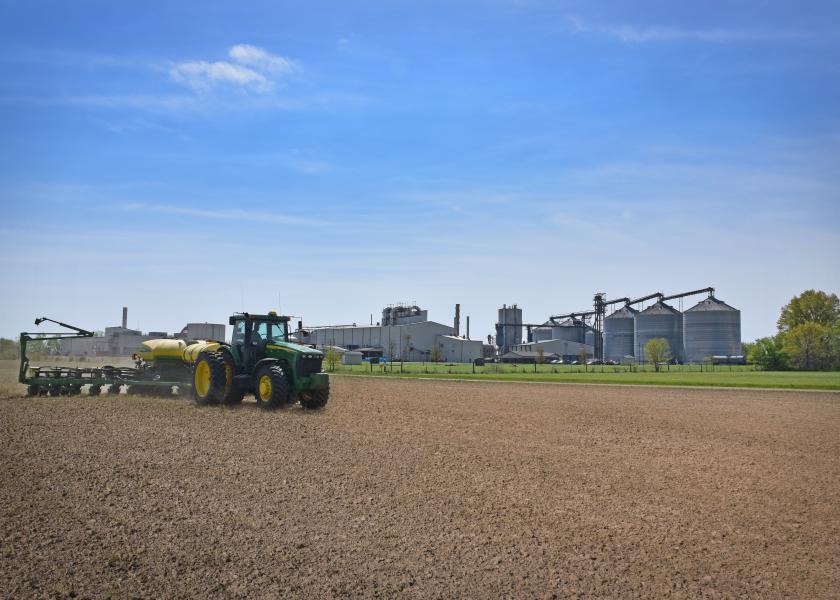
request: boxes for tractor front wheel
[299,384,329,410]
[254,364,290,410]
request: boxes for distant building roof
[501,350,560,359]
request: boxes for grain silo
[531,324,555,343]
[495,304,523,353]
[604,305,638,362]
[683,296,741,362]
[584,326,598,350]
[635,301,684,363]
[551,318,586,344]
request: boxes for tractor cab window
[269,323,286,342]
[252,322,268,344]
[231,320,246,345]
[252,321,285,344]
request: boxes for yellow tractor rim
[258,374,272,400]
[194,360,211,397]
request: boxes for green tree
[741,341,755,358]
[536,346,545,365]
[644,338,671,372]
[748,336,789,370]
[777,290,840,333]
[324,347,340,371]
[783,322,831,370]
[828,323,840,370]
[430,343,442,363]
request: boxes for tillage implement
[18,312,329,410]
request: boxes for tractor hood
[266,341,323,356]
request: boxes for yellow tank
[182,340,223,363]
[137,339,187,362]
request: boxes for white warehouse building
[298,305,482,363]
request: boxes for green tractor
[19,312,328,408]
[167,312,328,409]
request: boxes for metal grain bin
[604,305,637,362]
[634,301,684,363]
[551,318,586,343]
[683,296,741,362]
[584,326,597,349]
[531,325,554,343]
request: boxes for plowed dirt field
[2,377,839,598]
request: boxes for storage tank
[495,304,523,353]
[550,318,586,343]
[604,305,637,362]
[683,296,741,362]
[531,326,554,343]
[584,326,598,350]
[634,301,684,363]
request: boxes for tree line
[743,289,840,371]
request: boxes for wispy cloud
[228,44,296,73]
[121,203,331,226]
[171,61,270,93]
[567,16,799,44]
[169,44,297,93]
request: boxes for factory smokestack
[467,316,470,340]
[454,304,460,337]
[122,306,128,329]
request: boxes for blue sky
[1,0,838,342]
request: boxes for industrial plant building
[298,304,483,363]
[53,288,742,365]
[57,307,226,357]
[496,287,742,364]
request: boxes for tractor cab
[229,312,290,369]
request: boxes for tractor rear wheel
[214,351,243,405]
[192,351,226,406]
[26,385,39,397]
[254,364,290,410]
[299,384,329,410]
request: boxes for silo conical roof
[685,296,738,312]
[606,305,638,319]
[639,301,681,316]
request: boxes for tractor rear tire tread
[213,350,242,405]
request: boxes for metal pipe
[549,310,597,321]
[661,287,715,302]
[626,292,664,306]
